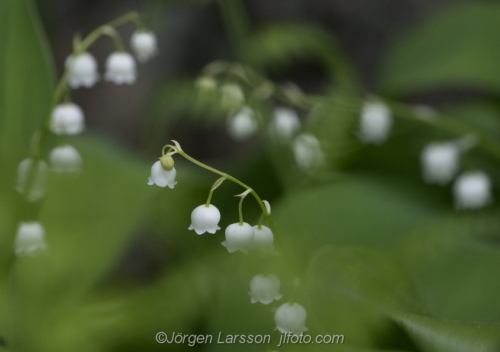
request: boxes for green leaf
[379,3,500,97]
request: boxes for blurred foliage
[1,0,500,351]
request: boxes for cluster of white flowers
[13,21,158,256]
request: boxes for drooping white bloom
[14,221,48,256]
[49,145,82,173]
[421,142,460,185]
[188,204,221,235]
[65,52,99,88]
[222,222,254,253]
[292,133,324,170]
[220,83,245,111]
[147,161,177,188]
[105,52,136,84]
[275,302,308,335]
[252,225,274,253]
[453,171,492,210]
[50,103,85,135]
[16,158,48,202]
[358,101,393,144]
[269,107,301,141]
[227,106,258,141]
[249,274,282,305]
[130,30,158,62]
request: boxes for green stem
[205,190,214,207]
[238,196,245,225]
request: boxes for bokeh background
[1,0,500,351]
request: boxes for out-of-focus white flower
[222,222,254,253]
[269,107,301,142]
[252,225,274,253]
[453,171,492,210]
[358,102,393,144]
[220,83,244,111]
[292,133,324,170]
[65,52,99,88]
[275,302,308,335]
[147,161,176,188]
[421,142,460,185]
[50,103,85,135]
[14,221,48,256]
[16,158,48,202]
[227,106,258,141]
[130,30,158,62]
[105,52,136,84]
[49,145,82,173]
[249,274,282,305]
[188,204,221,235]
[195,76,218,93]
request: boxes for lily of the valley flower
[269,107,301,141]
[49,145,82,173]
[421,142,460,185]
[50,103,85,135]
[14,221,48,256]
[252,225,274,253]
[453,171,492,210]
[65,51,99,88]
[16,158,48,202]
[188,204,221,234]
[275,302,308,335]
[130,30,158,62]
[292,133,324,170]
[147,159,177,188]
[227,106,258,141]
[105,52,137,84]
[358,101,393,144]
[222,222,254,253]
[249,274,282,305]
[220,83,244,111]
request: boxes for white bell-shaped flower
[220,83,244,111]
[130,30,158,62]
[292,133,324,170]
[358,102,393,144]
[49,145,82,173]
[65,51,99,88]
[275,302,308,335]
[227,106,258,141]
[453,171,492,210]
[421,142,460,185]
[16,158,48,202]
[14,221,48,256]
[249,274,282,305]
[147,161,177,188]
[188,204,221,234]
[269,107,301,141]
[105,52,137,84]
[50,103,85,135]
[252,225,274,253]
[222,222,254,253]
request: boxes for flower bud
[220,83,244,111]
[292,133,324,170]
[49,145,82,173]
[421,142,460,185]
[65,52,99,88]
[130,30,158,62]
[147,161,177,188]
[222,222,253,254]
[188,204,221,234]
[227,106,258,141]
[358,101,393,144]
[275,302,308,335]
[14,221,48,256]
[249,274,282,305]
[105,52,137,85]
[160,155,175,171]
[453,171,492,210]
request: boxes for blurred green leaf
[379,3,500,97]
